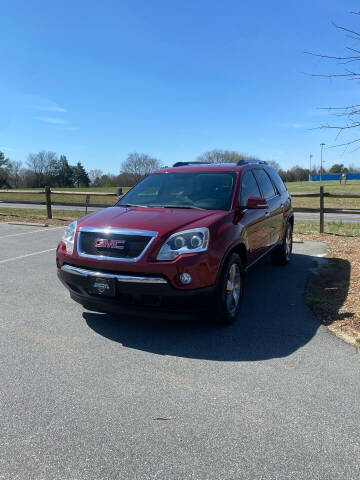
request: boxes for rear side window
[269,169,287,194]
[253,169,276,199]
[240,170,261,205]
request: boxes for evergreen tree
[0,151,10,188]
[58,155,74,187]
[73,162,90,188]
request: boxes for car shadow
[306,255,352,326]
[84,252,328,362]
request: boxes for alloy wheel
[285,226,293,260]
[226,263,241,316]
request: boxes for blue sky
[1,0,359,173]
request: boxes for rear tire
[271,222,293,266]
[211,253,244,325]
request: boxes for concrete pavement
[0,223,359,479]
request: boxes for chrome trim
[77,227,158,262]
[265,194,279,201]
[61,264,168,284]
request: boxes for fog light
[179,273,192,285]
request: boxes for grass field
[294,221,360,237]
[0,180,360,210]
[0,207,79,220]
[286,180,360,210]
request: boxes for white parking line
[0,226,63,239]
[0,248,56,264]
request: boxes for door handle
[265,211,270,216]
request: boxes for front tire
[271,222,293,266]
[211,253,244,325]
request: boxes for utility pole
[309,154,313,181]
[320,143,325,182]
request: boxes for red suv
[57,160,293,324]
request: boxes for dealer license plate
[88,276,116,297]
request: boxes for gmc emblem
[95,238,126,250]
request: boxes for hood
[78,206,225,237]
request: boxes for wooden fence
[0,186,360,232]
[0,187,123,219]
[291,186,360,232]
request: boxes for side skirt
[245,241,281,272]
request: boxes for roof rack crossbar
[236,159,267,166]
[172,161,211,167]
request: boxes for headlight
[62,221,77,254]
[157,228,209,261]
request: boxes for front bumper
[57,239,219,291]
[58,264,215,317]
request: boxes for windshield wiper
[118,203,149,208]
[149,205,206,211]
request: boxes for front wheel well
[231,243,247,268]
[219,243,247,278]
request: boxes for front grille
[78,230,154,260]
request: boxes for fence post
[85,195,90,215]
[319,186,324,233]
[45,186,52,219]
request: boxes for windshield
[117,172,237,211]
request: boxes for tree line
[276,162,360,183]
[0,149,359,189]
[0,151,91,189]
[0,151,161,189]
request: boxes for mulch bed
[295,232,360,345]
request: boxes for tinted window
[269,169,287,194]
[253,169,276,199]
[240,171,261,206]
[117,172,237,211]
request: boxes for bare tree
[89,169,103,185]
[27,151,58,186]
[196,149,260,164]
[267,160,281,170]
[9,161,22,188]
[122,153,161,182]
[283,165,309,182]
[306,11,360,147]
[348,162,360,173]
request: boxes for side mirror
[245,196,268,209]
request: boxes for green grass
[0,207,80,220]
[286,180,360,210]
[294,220,360,236]
[285,179,360,193]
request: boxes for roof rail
[172,161,210,167]
[236,159,267,166]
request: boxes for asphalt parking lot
[0,222,359,480]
